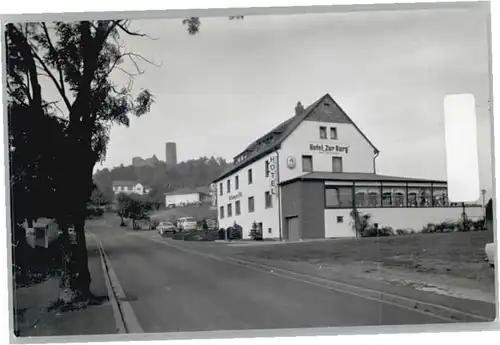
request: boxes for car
[176,217,197,231]
[157,221,177,236]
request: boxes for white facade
[217,151,280,239]
[324,207,484,238]
[165,193,202,206]
[214,94,482,240]
[112,182,150,196]
[279,121,375,183]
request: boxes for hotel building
[212,94,482,240]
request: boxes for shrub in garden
[231,222,243,240]
[218,228,226,240]
[396,229,411,236]
[249,221,263,240]
[361,225,394,237]
[150,218,160,230]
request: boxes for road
[88,221,447,334]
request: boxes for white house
[213,94,483,240]
[112,181,151,196]
[165,187,211,207]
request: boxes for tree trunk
[71,213,91,299]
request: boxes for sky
[43,7,493,196]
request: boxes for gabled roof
[112,180,140,187]
[213,93,379,183]
[281,172,447,185]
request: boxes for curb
[152,237,494,323]
[90,233,143,334]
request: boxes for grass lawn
[234,231,495,284]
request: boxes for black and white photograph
[3,1,498,340]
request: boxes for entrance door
[258,222,263,237]
[286,216,300,241]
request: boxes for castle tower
[165,142,177,165]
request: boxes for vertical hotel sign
[209,183,217,210]
[269,154,278,195]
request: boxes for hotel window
[319,126,327,139]
[235,200,241,215]
[408,185,432,207]
[235,175,239,190]
[325,187,353,208]
[248,169,253,184]
[302,155,313,172]
[355,186,381,207]
[408,190,418,207]
[382,187,406,207]
[248,197,255,213]
[265,160,270,177]
[265,191,273,208]
[332,157,343,173]
[227,203,233,217]
[227,180,231,193]
[219,206,225,219]
[330,127,338,140]
[432,187,449,207]
[219,182,223,196]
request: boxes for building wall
[281,180,327,240]
[278,120,376,183]
[301,181,326,239]
[165,193,200,206]
[324,207,484,238]
[217,151,280,239]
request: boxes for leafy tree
[6,20,156,301]
[7,15,242,302]
[116,193,132,226]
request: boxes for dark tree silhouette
[6,16,242,303]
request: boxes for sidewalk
[13,234,117,337]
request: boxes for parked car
[176,217,197,231]
[157,221,177,236]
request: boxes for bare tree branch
[116,20,158,40]
[28,43,72,111]
[41,23,68,105]
[116,66,143,78]
[124,52,162,68]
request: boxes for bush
[361,225,394,238]
[396,229,411,236]
[150,218,160,230]
[230,222,243,240]
[218,228,226,240]
[249,221,263,240]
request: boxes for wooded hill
[93,156,231,203]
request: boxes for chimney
[295,101,304,116]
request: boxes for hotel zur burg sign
[309,143,350,154]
